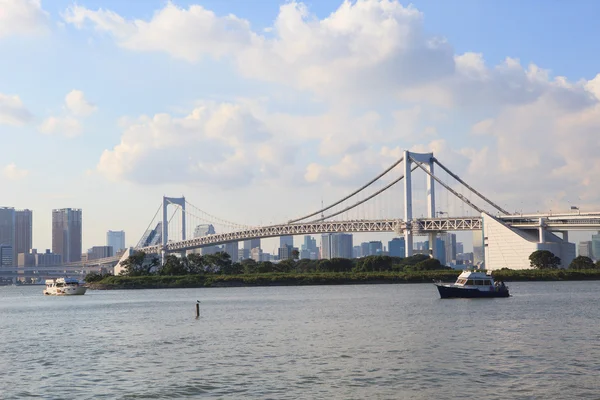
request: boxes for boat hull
[43,286,87,296]
[435,284,509,299]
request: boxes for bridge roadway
[141,212,600,253]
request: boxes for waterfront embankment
[88,269,600,290]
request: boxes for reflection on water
[1,282,599,399]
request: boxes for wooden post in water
[195,301,200,318]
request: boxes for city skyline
[2,0,600,251]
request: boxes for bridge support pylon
[403,151,436,258]
[162,196,186,264]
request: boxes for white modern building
[483,213,575,270]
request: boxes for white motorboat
[43,278,87,296]
[433,270,509,298]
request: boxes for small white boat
[43,278,87,296]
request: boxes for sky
[2,0,600,253]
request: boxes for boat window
[484,280,492,285]
[474,280,483,285]
[466,280,474,285]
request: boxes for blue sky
[1,0,600,252]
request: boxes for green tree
[119,251,155,276]
[186,253,205,274]
[529,250,561,269]
[569,256,596,269]
[411,258,444,271]
[241,258,258,274]
[291,249,300,260]
[159,255,188,276]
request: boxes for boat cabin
[453,271,497,288]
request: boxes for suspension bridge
[5,150,600,279]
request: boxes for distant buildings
[223,242,239,262]
[472,230,484,267]
[15,209,32,261]
[592,232,600,260]
[0,207,15,266]
[52,208,82,263]
[88,246,114,260]
[388,238,405,257]
[300,235,319,259]
[107,230,126,254]
[579,241,593,258]
[321,233,353,259]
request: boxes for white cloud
[39,116,82,137]
[0,0,48,39]
[0,93,33,126]
[63,2,254,62]
[65,90,97,116]
[2,163,28,180]
[97,102,287,186]
[67,1,600,208]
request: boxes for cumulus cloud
[66,1,600,209]
[2,163,29,180]
[0,0,48,39]
[65,90,97,116]
[96,102,291,186]
[39,116,82,137]
[0,93,33,125]
[38,90,96,137]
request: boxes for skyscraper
[0,207,15,266]
[52,208,82,263]
[223,241,239,262]
[321,233,353,259]
[244,238,261,251]
[473,230,484,267]
[592,232,600,260]
[280,235,294,247]
[388,237,405,257]
[15,209,32,260]
[107,230,126,254]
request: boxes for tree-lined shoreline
[86,251,600,290]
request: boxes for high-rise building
[35,249,62,266]
[15,209,32,259]
[194,224,215,237]
[280,235,294,248]
[300,236,319,259]
[456,242,464,255]
[244,238,261,251]
[473,230,484,267]
[107,230,126,254]
[0,207,15,266]
[424,238,447,265]
[388,237,406,257]
[592,232,600,260]
[439,232,457,264]
[321,233,353,259]
[88,246,114,260]
[368,241,383,256]
[223,241,239,262]
[52,208,82,263]
[579,241,593,258]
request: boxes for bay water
[1,282,599,399]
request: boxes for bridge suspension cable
[410,157,485,214]
[136,203,163,246]
[288,156,405,223]
[179,200,253,231]
[313,164,419,222]
[433,158,509,215]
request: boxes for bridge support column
[404,151,413,257]
[427,158,436,259]
[538,217,545,243]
